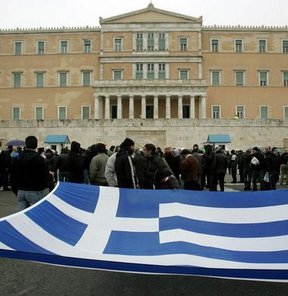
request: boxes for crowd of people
[1,135,288,211]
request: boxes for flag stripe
[26,201,87,245]
[160,229,288,252]
[160,202,288,223]
[7,214,97,258]
[2,249,288,281]
[117,189,288,218]
[160,216,288,238]
[53,182,99,213]
[0,221,54,254]
[104,230,288,263]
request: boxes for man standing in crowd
[280,148,288,185]
[105,146,120,187]
[142,143,178,189]
[202,144,214,190]
[211,146,228,191]
[10,136,50,211]
[163,146,180,181]
[241,149,252,190]
[67,141,84,183]
[0,145,13,191]
[230,150,238,183]
[115,138,138,189]
[180,149,200,190]
[89,143,109,186]
[250,146,265,191]
[191,144,204,190]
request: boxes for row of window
[9,35,288,55]
[9,68,288,87]
[13,39,92,55]
[210,70,288,86]
[10,105,288,121]
[11,71,92,88]
[210,38,288,53]
[213,105,288,120]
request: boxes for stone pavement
[1,186,288,296]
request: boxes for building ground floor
[0,119,287,152]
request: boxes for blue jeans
[17,189,47,212]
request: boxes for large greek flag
[1,182,288,282]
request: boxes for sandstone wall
[0,119,287,151]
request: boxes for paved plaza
[1,184,288,295]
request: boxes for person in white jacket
[105,146,120,187]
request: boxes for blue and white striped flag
[1,182,288,282]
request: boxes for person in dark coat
[250,146,265,191]
[67,141,84,183]
[241,149,252,190]
[202,144,214,189]
[142,143,178,190]
[210,146,228,191]
[57,147,70,182]
[10,136,50,211]
[269,147,281,190]
[0,145,13,191]
[191,145,204,190]
[279,148,288,185]
[115,138,138,189]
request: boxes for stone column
[165,95,171,119]
[190,96,196,119]
[105,96,110,119]
[178,95,183,119]
[117,96,122,119]
[153,96,158,119]
[129,95,134,119]
[94,94,100,119]
[141,95,146,118]
[201,95,207,119]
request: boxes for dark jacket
[10,149,50,193]
[143,154,172,189]
[212,151,228,174]
[67,141,84,183]
[250,151,264,171]
[164,153,180,180]
[115,150,138,189]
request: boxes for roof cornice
[0,26,100,34]
[202,25,288,32]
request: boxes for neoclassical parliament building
[0,3,288,149]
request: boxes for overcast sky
[0,0,287,29]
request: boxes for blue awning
[207,134,231,144]
[44,135,70,144]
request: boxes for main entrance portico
[93,80,207,119]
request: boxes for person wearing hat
[115,138,139,188]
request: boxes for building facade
[0,4,288,149]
